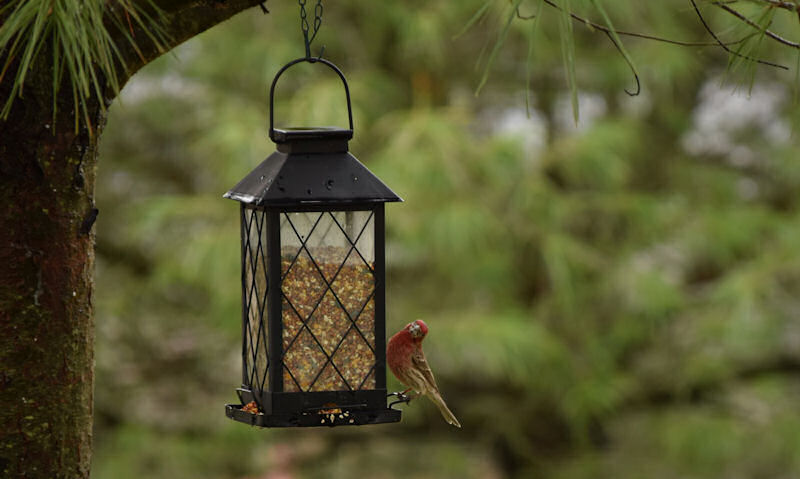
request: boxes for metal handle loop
[269,57,354,141]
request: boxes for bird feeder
[224,57,402,427]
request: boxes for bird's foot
[387,391,411,402]
[387,391,413,408]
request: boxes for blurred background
[92,1,800,478]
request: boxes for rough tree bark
[0,1,263,477]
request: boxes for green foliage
[725,3,776,89]
[0,0,165,130]
[476,0,523,95]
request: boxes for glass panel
[283,328,327,392]
[307,212,350,283]
[308,290,350,356]
[310,362,347,391]
[332,329,375,390]
[360,369,376,390]
[279,210,377,391]
[281,298,303,354]
[282,248,326,320]
[280,212,322,276]
[243,208,268,391]
[351,211,375,265]
[355,298,375,349]
[331,261,373,319]
[280,212,320,247]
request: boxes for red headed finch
[387,319,461,428]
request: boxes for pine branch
[117,0,265,81]
[751,0,800,12]
[689,0,788,69]
[538,0,755,48]
[713,1,800,48]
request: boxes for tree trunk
[0,2,262,477]
[0,64,102,479]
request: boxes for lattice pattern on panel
[242,207,269,393]
[280,211,377,392]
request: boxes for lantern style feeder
[224,57,402,427]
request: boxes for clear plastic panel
[279,210,376,391]
[243,208,269,391]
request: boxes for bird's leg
[388,388,417,408]
[387,388,412,400]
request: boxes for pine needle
[558,0,578,124]
[588,0,639,95]
[726,4,774,92]
[476,0,524,96]
[0,0,168,132]
[525,0,544,117]
[453,0,492,40]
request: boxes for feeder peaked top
[224,127,402,207]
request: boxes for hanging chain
[298,0,324,59]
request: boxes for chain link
[298,0,323,58]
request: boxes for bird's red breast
[387,328,415,374]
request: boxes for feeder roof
[224,128,401,206]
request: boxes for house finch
[387,319,461,428]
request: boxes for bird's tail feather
[429,391,461,428]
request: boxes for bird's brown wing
[411,348,440,394]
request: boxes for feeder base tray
[225,403,401,427]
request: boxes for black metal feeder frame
[224,57,402,427]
